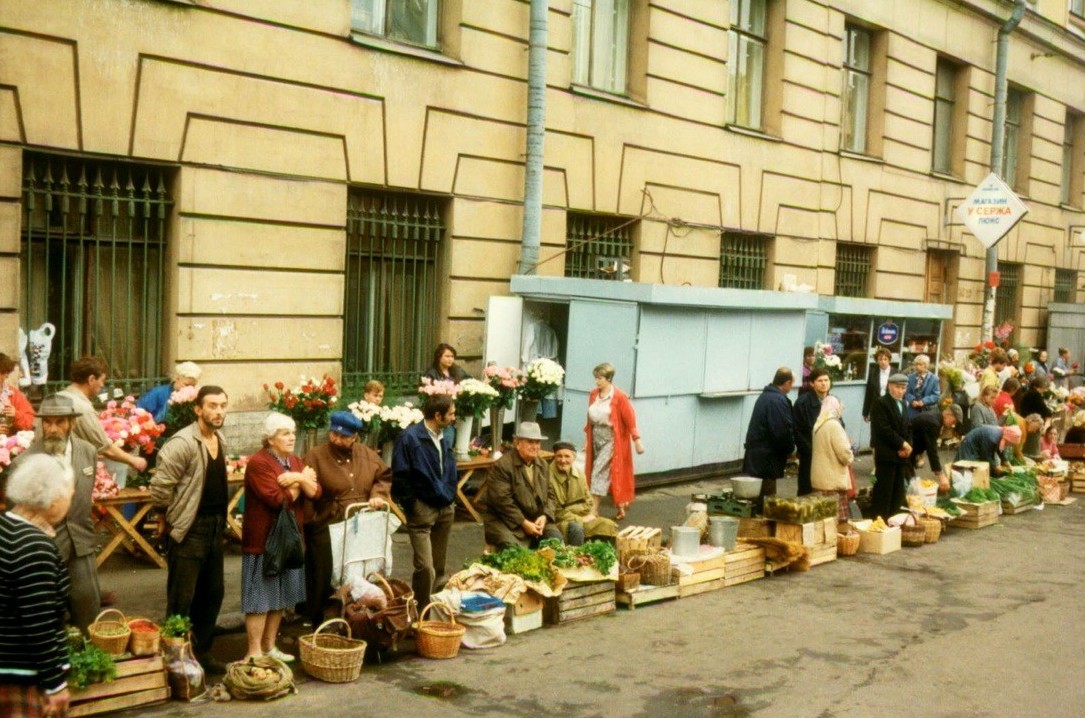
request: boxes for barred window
[834,244,872,298]
[1054,268,1077,303]
[995,261,1020,327]
[719,233,770,289]
[20,153,171,394]
[564,212,634,281]
[344,190,445,394]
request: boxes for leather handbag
[263,503,305,578]
[342,574,416,651]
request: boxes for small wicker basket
[416,602,466,660]
[126,618,161,657]
[299,618,367,683]
[836,531,860,556]
[920,517,942,543]
[901,524,926,547]
[88,609,131,657]
[628,552,673,586]
[616,568,640,593]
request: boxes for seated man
[479,422,562,550]
[547,442,617,546]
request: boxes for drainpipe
[518,0,548,275]
[982,0,1028,341]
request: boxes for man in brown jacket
[302,411,392,627]
[479,422,562,550]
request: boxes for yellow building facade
[1,0,1083,410]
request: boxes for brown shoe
[100,591,117,607]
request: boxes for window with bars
[841,24,871,154]
[571,0,631,94]
[719,233,770,289]
[343,190,445,395]
[995,261,1020,327]
[834,244,872,298]
[727,0,768,130]
[351,0,439,48]
[1055,268,1077,303]
[20,153,171,394]
[932,59,959,175]
[564,212,634,281]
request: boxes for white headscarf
[813,395,843,433]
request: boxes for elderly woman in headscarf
[240,413,320,662]
[956,424,1022,473]
[810,395,854,522]
[0,455,74,718]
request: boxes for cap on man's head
[887,373,909,385]
[513,422,548,441]
[552,441,576,453]
[37,394,81,418]
[329,411,364,437]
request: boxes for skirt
[590,424,615,497]
[0,684,46,718]
[241,553,306,615]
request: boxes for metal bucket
[709,516,739,550]
[670,526,700,558]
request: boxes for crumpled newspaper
[445,563,567,600]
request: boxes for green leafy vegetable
[475,546,554,585]
[537,538,618,575]
[160,614,192,639]
[961,488,1000,503]
[68,644,116,689]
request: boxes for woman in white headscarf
[810,395,854,522]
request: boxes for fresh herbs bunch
[475,545,554,586]
[537,538,617,575]
[68,644,116,689]
[161,614,193,639]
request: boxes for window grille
[719,233,769,289]
[20,153,171,394]
[1054,268,1077,303]
[343,190,444,395]
[564,213,634,281]
[834,244,872,298]
[995,261,1020,327]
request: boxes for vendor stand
[94,487,165,569]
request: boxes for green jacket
[547,463,617,540]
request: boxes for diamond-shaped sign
[955,172,1029,250]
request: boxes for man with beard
[150,386,229,674]
[20,394,100,631]
[301,411,391,628]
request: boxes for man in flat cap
[479,422,562,550]
[869,373,913,520]
[301,410,391,627]
[547,441,617,545]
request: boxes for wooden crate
[806,541,837,567]
[617,526,662,565]
[723,543,765,587]
[1001,500,1035,515]
[949,499,999,529]
[543,581,615,625]
[737,517,774,539]
[672,548,728,589]
[616,583,680,610]
[70,655,169,717]
[774,518,837,547]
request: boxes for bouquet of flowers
[812,341,843,381]
[98,396,165,453]
[377,402,424,444]
[483,365,525,410]
[348,399,384,438]
[418,377,461,401]
[92,462,120,501]
[1044,385,1071,414]
[162,384,198,439]
[968,340,999,369]
[0,430,34,479]
[265,374,339,431]
[455,378,499,419]
[520,358,565,401]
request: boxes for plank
[724,571,764,587]
[675,553,729,574]
[724,556,765,575]
[70,687,169,717]
[677,567,726,587]
[616,583,680,610]
[677,577,726,598]
[547,601,615,624]
[551,592,615,611]
[70,672,165,702]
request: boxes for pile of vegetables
[763,495,838,523]
[538,538,617,575]
[67,628,116,689]
[476,546,555,586]
[934,498,962,517]
[989,474,1039,505]
[960,487,1000,504]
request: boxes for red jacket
[4,386,34,431]
[584,387,640,506]
[242,449,320,555]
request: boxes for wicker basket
[616,569,640,593]
[901,524,926,547]
[126,618,161,657]
[836,531,860,556]
[416,602,466,660]
[88,609,131,657]
[920,517,942,543]
[627,552,673,586]
[299,618,367,683]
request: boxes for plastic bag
[429,590,507,649]
[165,641,206,702]
[951,469,971,498]
[329,509,401,586]
[263,505,304,578]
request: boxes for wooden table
[456,457,495,523]
[94,488,165,569]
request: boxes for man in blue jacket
[391,394,458,603]
[742,368,796,498]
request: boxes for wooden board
[677,567,726,587]
[723,543,766,585]
[737,517,774,539]
[807,542,837,567]
[616,583,680,610]
[1001,500,1036,515]
[677,577,727,598]
[724,571,764,588]
[70,655,168,717]
[774,518,837,547]
[949,514,999,529]
[544,581,616,625]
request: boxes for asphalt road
[99,457,1085,718]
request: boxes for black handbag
[263,502,305,578]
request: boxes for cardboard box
[851,521,901,555]
[505,604,543,634]
[953,460,990,489]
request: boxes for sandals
[615,505,627,521]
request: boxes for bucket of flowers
[482,365,524,454]
[368,402,425,463]
[98,397,164,488]
[418,377,461,403]
[519,358,566,423]
[452,379,499,460]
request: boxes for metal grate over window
[343,189,444,396]
[1054,268,1077,303]
[20,153,171,394]
[719,232,769,289]
[564,212,634,281]
[834,243,872,298]
[995,261,1020,327]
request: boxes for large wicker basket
[299,618,367,683]
[416,602,466,660]
[627,552,673,586]
[88,609,131,657]
[836,531,860,556]
[920,517,942,543]
[901,524,926,547]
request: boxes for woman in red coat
[0,353,34,434]
[584,362,644,520]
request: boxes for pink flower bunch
[418,377,461,398]
[169,385,199,405]
[483,365,524,410]
[0,430,34,470]
[98,396,165,453]
[92,462,119,500]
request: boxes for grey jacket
[150,422,227,543]
[22,436,99,560]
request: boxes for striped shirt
[0,512,71,693]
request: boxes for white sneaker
[264,647,295,663]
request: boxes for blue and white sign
[876,322,899,345]
[955,172,1028,250]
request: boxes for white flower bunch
[459,378,499,398]
[526,358,565,386]
[349,400,382,423]
[381,403,424,430]
[823,354,842,368]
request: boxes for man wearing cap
[909,403,962,490]
[18,394,101,630]
[137,361,202,423]
[479,422,562,550]
[301,410,392,627]
[58,356,148,475]
[391,394,458,603]
[547,441,617,546]
[956,424,1021,473]
[868,373,913,520]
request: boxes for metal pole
[983,0,1028,341]
[518,0,548,275]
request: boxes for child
[1040,425,1061,461]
